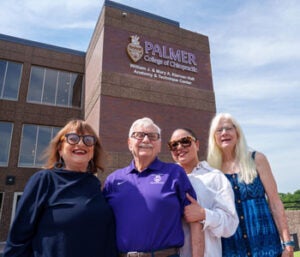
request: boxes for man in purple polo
[103,117,203,257]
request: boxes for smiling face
[169,129,199,171]
[59,130,94,172]
[214,118,238,153]
[128,124,161,163]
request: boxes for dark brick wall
[1,1,216,241]
[0,38,85,240]
[85,4,216,177]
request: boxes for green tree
[279,190,300,210]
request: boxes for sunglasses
[168,136,196,151]
[64,133,96,147]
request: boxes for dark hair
[175,128,198,141]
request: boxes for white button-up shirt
[180,161,239,257]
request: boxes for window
[18,124,61,167]
[27,66,83,108]
[0,122,13,166]
[10,192,22,226]
[0,59,22,100]
[0,192,3,219]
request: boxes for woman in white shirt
[168,128,239,257]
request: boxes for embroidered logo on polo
[117,180,126,186]
[150,174,164,184]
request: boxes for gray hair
[128,117,161,138]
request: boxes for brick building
[0,0,215,241]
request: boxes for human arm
[255,152,293,257]
[190,222,205,257]
[184,193,206,222]
[4,171,49,257]
[176,166,204,256]
[184,173,239,238]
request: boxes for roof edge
[104,0,180,27]
[0,33,86,56]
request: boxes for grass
[295,251,300,257]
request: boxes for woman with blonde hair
[207,113,294,257]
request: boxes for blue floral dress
[222,172,283,257]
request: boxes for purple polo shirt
[103,158,196,252]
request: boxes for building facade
[0,0,215,241]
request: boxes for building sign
[126,35,197,86]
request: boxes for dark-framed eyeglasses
[63,133,96,147]
[131,131,160,141]
[168,136,196,151]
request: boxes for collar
[127,157,161,174]
[191,161,215,174]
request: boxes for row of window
[0,59,83,108]
[0,121,61,167]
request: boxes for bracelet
[282,241,295,248]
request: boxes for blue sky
[0,0,299,193]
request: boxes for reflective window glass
[35,126,53,166]
[10,192,23,226]
[0,62,6,94]
[27,66,44,102]
[57,71,71,106]
[27,66,83,108]
[42,69,57,104]
[19,124,60,167]
[0,122,13,166]
[0,59,22,100]
[0,192,3,223]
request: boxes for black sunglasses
[168,136,196,151]
[64,133,96,147]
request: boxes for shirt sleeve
[201,173,239,237]
[176,165,197,208]
[102,175,111,196]
[4,170,50,257]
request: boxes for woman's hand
[281,246,294,257]
[184,193,205,223]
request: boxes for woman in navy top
[207,113,293,257]
[4,119,118,257]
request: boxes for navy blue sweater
[4,169,118,257]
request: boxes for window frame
[10,192,23,226]
[0,192,4,224]
[27,65,83,108]
[18,124,61,168]
[0,121,14,167]
[0,59,23,101]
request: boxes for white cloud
[214,74,300,100]
[205,1,300,71]
[0,0,299,193]
[0,0,100,37]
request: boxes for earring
[54,156,65,169]
[88,159,95,173]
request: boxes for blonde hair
[207,113,257,183]
[43,119,105,173]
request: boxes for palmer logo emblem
[127,35,144,63]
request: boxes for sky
[0,0,299,193]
